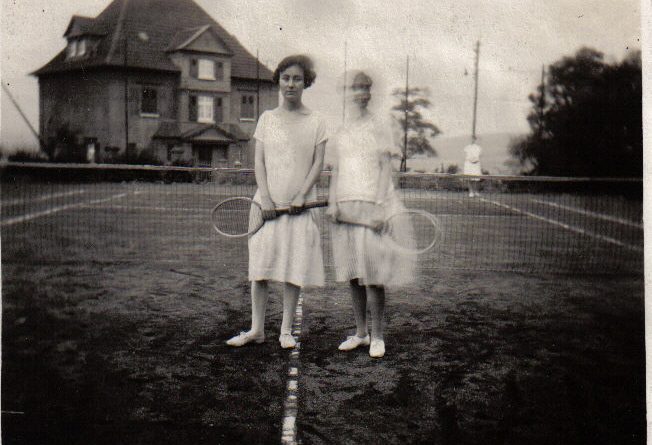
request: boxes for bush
[8,150,48,162]
[105,148,163,166]
[162,158,196,184]
[211,169,256,186]
[45,124,86,163]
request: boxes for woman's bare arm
[290,141,326,211]
[254,139,276,219]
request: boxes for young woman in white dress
[463,139,483,197]
[227,55,327,349]
[327,71,416,358]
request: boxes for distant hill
[407,132,525,174]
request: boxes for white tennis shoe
[226,331,265,347]
[338,334,370,351]
[279,333,297,349]
[369,339,385,358]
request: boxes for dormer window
[67,40,77,58]
[78,39,86,56]
[198,59,215,80]
[66,38,88,59]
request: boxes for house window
[241,94,255,120]
[78,39,86,56]
[141,87,158,115]
[198,59,215,80]
[198,95,214,123]
[67,40,77,58]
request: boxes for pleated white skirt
[248,209,325,287]
[331,199,416,287]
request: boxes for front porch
[151,121,251,175]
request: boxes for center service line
[281,294,304,445]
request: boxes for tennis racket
[337,209,442,255]
[211,197,328,238]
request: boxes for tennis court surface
[2,164,644,444]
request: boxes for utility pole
[471,40,480,144]
[342,41,347,123]
[124,28,129,157]
[400,55,409,172]
[256,49,260,120]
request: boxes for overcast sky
[0,0,642,149]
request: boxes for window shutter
[189,95,197,121]
[190,59,198,78]
[215,62,224,80]
[151,89,158,114]
[214,97,222,123]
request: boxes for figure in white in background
[463,138,483,197]
[86,143,96,163]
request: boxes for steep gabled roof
[64,15,103,38]
[166,25,233,55]
[34,0,273,81]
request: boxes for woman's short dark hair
[352,71,373,88]
[272,55,317,88]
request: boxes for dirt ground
[2,260,645,445]
[2,180,644,444]
[298,270,645,444]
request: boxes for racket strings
[212,199,261,237]
[384,211,442,254]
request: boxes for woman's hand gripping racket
[211,197,328,238]
[336,209,443,255]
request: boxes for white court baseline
[281,295,304,445]
[480,197,642,253]
[530,198,643,229]
[1,192,132,227]
[1,189,87,207]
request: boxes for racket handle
[303,200,329,210]
[275,200,328,215]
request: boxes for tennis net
[1,163,642,275]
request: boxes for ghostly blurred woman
[327,70,416,358]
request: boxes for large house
[33,0,278,167]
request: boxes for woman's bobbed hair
[351,71,373,88]
[337,69,374,92]
[272,54,317,88]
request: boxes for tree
[391,87,441,171]
[509,47,642,177]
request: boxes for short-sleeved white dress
[330,114,416,287]
[463,143,483,180]
[248,107,327,287]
